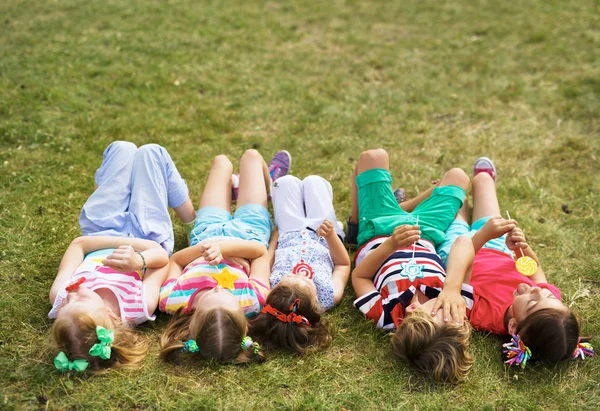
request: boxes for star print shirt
[270,230,335,310]
[353,237,474,330]
[159,258,270,317]
[48,249,155,326]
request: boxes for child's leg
[350,164,359,225]
[472,172,500,222]
[437,197,470,267]
[354,149,406,246]
[303,175,344,238]
[470,171,512,255]
[272,175,305,234]
[237,149,269,209]
[199,155,234,212]
[230,150,272,246]
[79,141,137,236]
[187,155,235,247]
[411,168,470,248]
[128,144,191,254]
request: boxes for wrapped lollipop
[400,216,425,282]
[506,211,538,277]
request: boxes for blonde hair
[249,282,331,354]
[52,312,147,372]
[392,309,473,383]
[160,307,265,364]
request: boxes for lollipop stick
[505,211,524,258]
[411,215,420,260]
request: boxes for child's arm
[142,264,170,315]
[505,227,547,283]
[399,180,439,212]
[352,225,420,298]
[49,236,167,304]
[268,229,279,269]
[317,220,351,305]
[471,216,517,253]
[196,240,268,266]
[170,240,267,269]
[248,247,270,285]
[102,245,169,273]
[431,235,474,325]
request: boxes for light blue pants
[437,216,513,267]
[79,141,189,255]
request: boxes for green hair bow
[88,326,114,360]
[54,352,89,372]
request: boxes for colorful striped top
[48,249,155,326]
[353,237,474,330]
[159,258,269,317]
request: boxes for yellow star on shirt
[211,267,238,290]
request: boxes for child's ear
[507,318,518,335]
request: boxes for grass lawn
[1,0,600,409]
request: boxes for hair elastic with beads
[241,336,260,354]
[181,339,200,353]
[65,277,86,292]
[573,339,594,360]
[261,299,311,327]
[503,334,532,369]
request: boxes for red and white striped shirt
[353,237,474,330]
[48,249,154,326]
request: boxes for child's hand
[103,245,144,272]
[505,227,528,251]
[480,216,516,242]
[431,289,466,325]
[390,225,420,249]
[199,242,223,266]
[317,220,336,240]
[228,256,250,273]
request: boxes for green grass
[1,0,600,409]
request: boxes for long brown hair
[391,310,473,383]
[516,307,581,362]
[160,307,265,364]
[249,282,332,354]
[52,313,147,372]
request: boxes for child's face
[405,298,445,325]
[511,283,567,322]
[279,274,317,299]
[57,287,107,322]
[196,285,240,312]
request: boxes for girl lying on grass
[436,158,593,366]
[159,150,289,364]
[350,148,475,383]
[249,175,351,354]
[49,141,196,372]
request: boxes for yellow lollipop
[506,211,538,277]
[515,255,537,276]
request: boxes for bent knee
[472,171,494,186]
[137,143,165,158]
[213,154,233,171]
[241,149,263,162]
[359,148,388,163]
[107,141,137,155]
[444,168,470,191]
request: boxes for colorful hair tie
[503,334,532,369]
[181,339,199,353]
[54,351,89,372]
[65,277,86,292]
[89,326,114,360]
[261,299,311,327]
[241,336,260,354]
[573,339,594,360]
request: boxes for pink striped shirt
[48,249,155,326]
